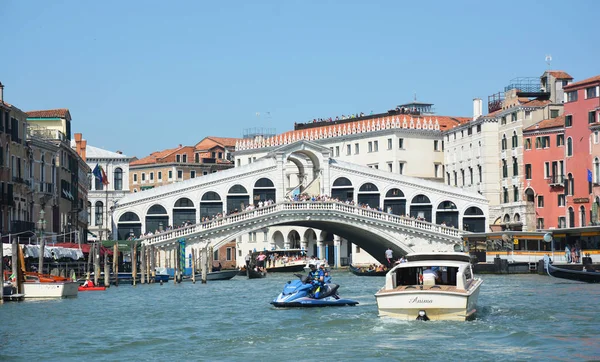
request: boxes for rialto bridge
[112,141,488,267]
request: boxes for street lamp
[37,209,47,274]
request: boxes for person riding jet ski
[308,263,325,298]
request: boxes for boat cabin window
[395,266,459,287]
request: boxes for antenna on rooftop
[545,54,552,69]
[413,92,417,102]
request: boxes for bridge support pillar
[301,238,308,253]
[317,240,324,261]
[333,235,341,268]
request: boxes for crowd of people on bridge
[137,192,461,240]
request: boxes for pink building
[563,75,600,227]
[523,116,566,229]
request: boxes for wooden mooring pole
[132,241,137,286]
[140,244,146,284]
[191,248,196,284]
[113,242,119,286]
[201,245,208,284]
[103,248,110,288]
[94,242,100,286]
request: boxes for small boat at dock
[543,256,600,283]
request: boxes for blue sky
[1,0,599,158]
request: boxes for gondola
[543,256,600,283]
[349,264,387,276]
[247,267,266,279]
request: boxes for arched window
[512,131,518,148]
[114,167,123,190]
[580,206,586,227]
[594,157,600,184]
[501,134,507,150]
[332,177,352,187]
[95,201,104,226]
[568,173,574,195]
[567,137,573,156]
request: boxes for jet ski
[271,273,358,307]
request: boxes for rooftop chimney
[80,140,87,161]
[74,133,84,160]
[473,98,482,120]
[0,81,4,102]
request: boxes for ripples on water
[1,272,599,361]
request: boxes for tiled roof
[546,71,573,79]
[521,99,551,107]
[26,108,71,118]
[195,136,240,150]
[564,75,600,90]
[523,115,565,132]
[130,147,181,166]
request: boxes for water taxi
[374,252,482,321]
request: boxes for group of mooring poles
[135,241,213,285]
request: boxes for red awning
[51,243,113,256]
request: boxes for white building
[72,139,132,241]
[233,105,476,265]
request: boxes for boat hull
[78,286,107,291]
[375,280,482,321]
[271,297,358,308]
[547,264,600,283]
[247,269,266,279]
[266,264,305,273]
[22,282,79,298]
[207,270,239,280]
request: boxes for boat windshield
[395,266,459,287]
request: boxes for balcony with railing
[548,174,565,187]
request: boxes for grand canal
[1,271,599,361]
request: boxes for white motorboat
[374,252,482,321]
[21,273,79,298]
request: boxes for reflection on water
[1,272,599,361]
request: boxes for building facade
[522,116,566,229]
[129,137,238,194]
[27,109,90,243]
[563,75,600,227]
[72,133,132,242]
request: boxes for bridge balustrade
[140,201,463,247]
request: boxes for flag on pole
[588,169,593,182]
[92,164,102,182]
[100,166,109,185]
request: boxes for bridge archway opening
[436,201,459,228]
[173,197,195,227]
[253,178,275,206]
[383,188,406,215]
[463,206,485,232]
[357,182,380,208]
[331,177,354,202]
[227,185,249,214]
[200,191,223,220]
[410,194,432,222]
[146,205,169,233]
[271,230,285,249]
[117,212,141,240]
[287,230,301,249]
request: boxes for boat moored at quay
[374,252,482,321]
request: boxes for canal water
[1,272,599,361]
